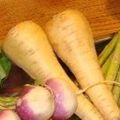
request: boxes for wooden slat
[0,0,120,40]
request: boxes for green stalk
[105,33,120,90]
[99,33,119,65]
[112,67,120,103]
[0,96,18,110]
[101,53,112,77]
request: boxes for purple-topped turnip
[46,79,77,120]
[16,85,55,120]
[0,110,20,120]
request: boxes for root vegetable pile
[0,9,120,120]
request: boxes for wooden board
[0,0,120,40]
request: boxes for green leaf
[0,51,12,86]
[0,65,6,82]
[0,56,12,76]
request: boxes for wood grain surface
[0,0,120,41]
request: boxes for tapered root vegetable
[0,110,20,120]
[16,85,55,120]
[45,9,120,120]
[2,21,77,120]
[2,21,104,120]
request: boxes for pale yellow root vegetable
[3,21,77,120]
[45,9,120,120]
[3,21,103,120]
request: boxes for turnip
[0,110,20,120]
[3,21,78,120]
[45,9,120,120]
[16,85,55,120]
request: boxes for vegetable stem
[112,67,120,103]
[101,53,112,77]
[0,96,18,110]
[99,33,119,65]
[105,33,120,89]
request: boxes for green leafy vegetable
[0,54,11,75]
[0,51,12,86]
[0,96,18,110]
[0,65,6,81]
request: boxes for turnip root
[3,21,77,120]
[45,9,120,120]
[16,85,55,120]
[0,110,20,120]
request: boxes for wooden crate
[0,0,120,41]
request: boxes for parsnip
[3,21,77,120]
[3,21,104,120]
[112,68,120,103]
[45,9,120,120]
